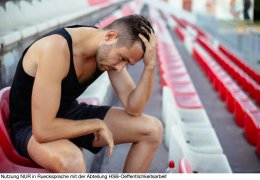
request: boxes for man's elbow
[32,126,51,143]
[125,107,143,117]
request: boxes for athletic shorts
[10,102,111,159]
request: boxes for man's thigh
[27,135,86,172]
[93,107,160,147]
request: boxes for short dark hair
[103,14,154,53]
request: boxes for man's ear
[104,30,118,44]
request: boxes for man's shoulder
[33,35,69,60]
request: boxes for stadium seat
[163,88,212,148]
[31,0,58,28]
[0,87,40,168]
[19,0,49,33]
[225,83,241,113]
[179,158,192,173]
[169,126,232,173]
[256,132,260,157]
[0,7,22,50]
[0,147,50,173]
[88,0,108,6]
[163,87,211,127]
[166,123,223,154]
[169,83,197,95]
[1,52,16,85]
[78,72,111,105]
[175,27,185,42]
[234,94,257,127]
[244,111,260,146]
[5,1,37,39]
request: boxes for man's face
[96,34,144,72]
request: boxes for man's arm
[108,32,157,116]
[31,37,114,155]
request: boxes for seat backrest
[0,147,50,173]
[0,6,14,32]
[0,87,10,131]
[0,87,40,168]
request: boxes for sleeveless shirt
[9,25,103,132]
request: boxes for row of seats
[195,38,260,147]
[0,0,121,52]
[95,1,138,28]
[219,45,260,85]
[171,14,260,158]
[149,7,232,173]
[193,43,260,152]
[198,38,258,127]
[171,15,211,41]
[0,0,140,173]
[172,15,260,105]
[197,37,260,105]
[173,15,260,84]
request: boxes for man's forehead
[127,42,144,60]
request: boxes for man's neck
[66,27,104,60]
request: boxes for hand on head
[138,26,157,69]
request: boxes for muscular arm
[108,33,156,117]
[31,38,113,154]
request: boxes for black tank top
[9,25,103,129]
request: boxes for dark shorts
[11,103,111,159]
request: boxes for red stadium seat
[234,96,258,127]
[169,83,196,95]
[225,83,240,113]
[172,15,187,28]
[244,111,260,145]
[121,5,134,16]
[174,93,203,109]
[256,132,260,157]
[0,87,43,168]
[88,0,109,6]
[175,27,185,41]
[0,147,50,173]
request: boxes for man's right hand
[138,28,157,69]
[93,121,114,157]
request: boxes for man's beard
[96,43,113,71]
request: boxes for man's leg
[93,107,164,173]
[27,136,87,173]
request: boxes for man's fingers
[139,32,156,44]
[93,132,99,142]
[107,141,114,157]
[139,34,149,44]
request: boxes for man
[9,14,163,173]
[243,0,251,20]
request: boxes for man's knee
[54,149,86,173]
[143,116,164,144]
